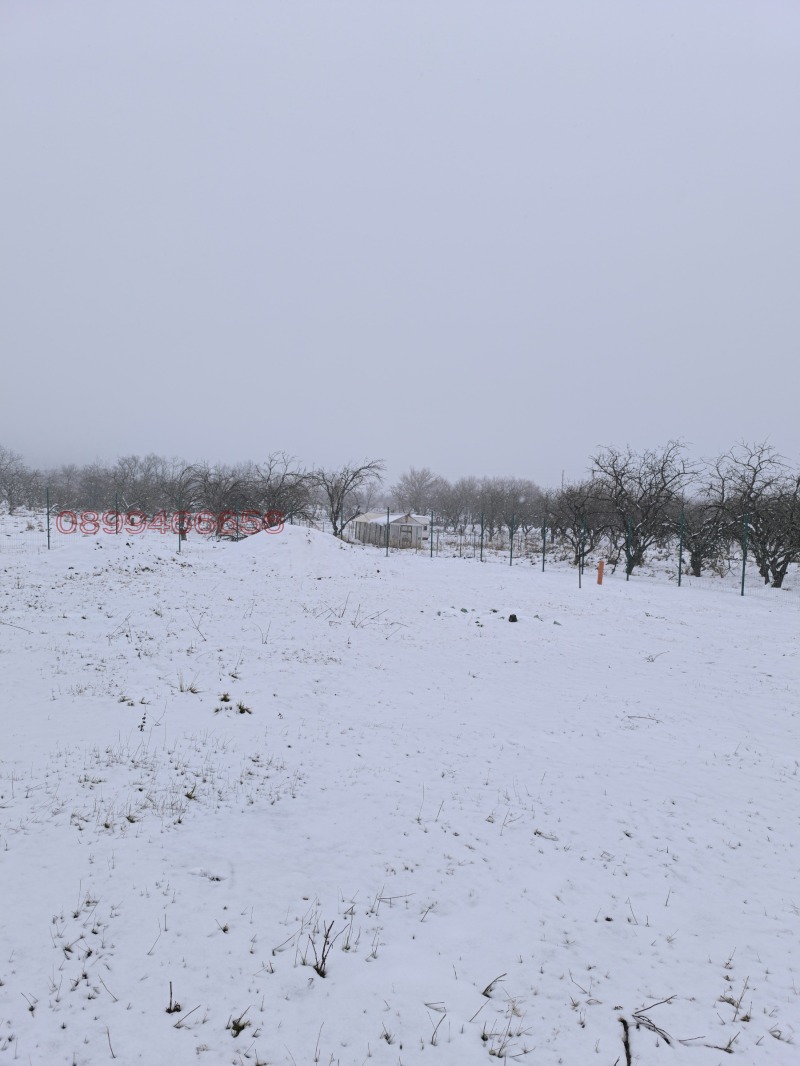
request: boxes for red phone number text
[55,511,286,535]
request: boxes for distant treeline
[1,441,798,586]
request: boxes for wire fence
[0,508,337,557]
[2,509,797,608]
[0,513,57,554]
[354,521,800,607]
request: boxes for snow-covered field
[1,523,798,1065]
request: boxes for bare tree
[312,459,385,538]
[46,463,81,510]
[679,496,729,577]
[0,445,28,513]
[153,456,195,512]
[497,477,544,536]
[706,441,800,587]
[765,482,800,587]
[476,477,509,541]
[550,479,605,566]
[21,466,45,509]
[186,462,251,534]
[391,467,446,514]
[252,452,313,520]
[77,461,114,511]
[111,454,186,514]
[435,477,475,532]
[591,441,695,576]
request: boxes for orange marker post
[597,559,605,584]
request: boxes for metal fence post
[385,507,390,557]
[430,512,434,558]
[46,487,51,550]
[509,514,515,566]
[541,516,546,571]
[480,513,484,562]
[678,510,684,586]
[741,512,749,596]
[625,517,632,581]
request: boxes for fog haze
[2,0,798,488]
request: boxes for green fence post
[741,512,749,596]
[46,487,51,550]
[541,516,547,572]
[678,510,684,587]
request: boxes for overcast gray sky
[2,0,798,489]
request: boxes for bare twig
[173,1004,201,1029]
[733,977,749,1022]
[427,1011,446,1046]
[468,1000,488,1023]
[634,996,676,1014]
[99,977,118,1002]
[632,997,675,1045]
[569,970,589,995]
[482,973,507,997]
[309,921,344,977]
[619,1017,632,1066]
[146,927,162,956]
[186,611,207,641]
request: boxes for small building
[349,512,430,549]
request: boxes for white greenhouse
[348,512,430,549]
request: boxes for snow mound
[224,523,366,578]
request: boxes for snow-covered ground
[1,523,798,1065]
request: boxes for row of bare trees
[1,441,798,586]
[0,446,385,540]
[392,467,546,540]
[391,442,800,587]
[560,442,800,587]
